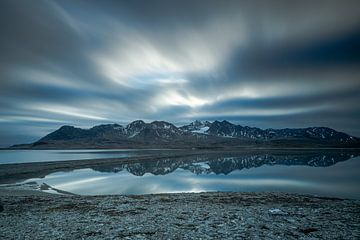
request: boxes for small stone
[269,208,287,215]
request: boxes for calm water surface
[0,149,163,164]
[16,151,360,199]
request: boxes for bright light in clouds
[155,78,188,85]
[91,22,243,88]
[0,116,64,123]
[222,87,263,99]
[155,90,209,108]
[92,35,185,86]
[217,85,288,101]
[35,104,108,121]
[198,106,326,118]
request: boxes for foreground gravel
[0,189,359,239]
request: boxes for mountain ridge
[11,120,360,149]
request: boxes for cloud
[0,0,359,146]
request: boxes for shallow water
[0,149,162,164]
[19,151,360,199]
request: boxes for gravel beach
[0,186,359,240]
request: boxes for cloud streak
[0,0,359,146]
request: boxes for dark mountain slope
[11,120,360,149]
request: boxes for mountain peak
[180,120,212,133]
[221,120,233,125]
[40,125,87,141]
[150,121,178,131]
[128,120,145,126]
[191,120,211,126]
[59,125,76,130]
[126,120,146,137]
[91,123,122,129]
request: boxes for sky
[0,0,360,146]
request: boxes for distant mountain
[129,121,185,142]
[11,120,360,149]
[179,120,212,133]
[203,120,357,143]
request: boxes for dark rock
[299,227,319,234]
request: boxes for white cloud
[34,104,109,121]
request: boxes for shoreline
[1,188,359,239]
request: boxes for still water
[18,151,360,199]
[0,149,164,164]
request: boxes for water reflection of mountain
[91,151,359,176]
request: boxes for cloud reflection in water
[23,153,360,199]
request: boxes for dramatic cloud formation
[0,0,360,146]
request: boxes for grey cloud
[0,0,360,146]
[199,88,360,113]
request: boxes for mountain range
[11,120,360,149]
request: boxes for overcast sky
[0,0,360,146]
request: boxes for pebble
[0,191,359,239]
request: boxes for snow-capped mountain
[129,121,186,141]
[180,120,212,133]
[125,120,146,138]
[181,120,358,144]
[14,119,360,149]
[38,120,189,144]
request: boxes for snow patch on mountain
[191,127,209,134]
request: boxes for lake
[0,149,166,164]
[7,150,359,199]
